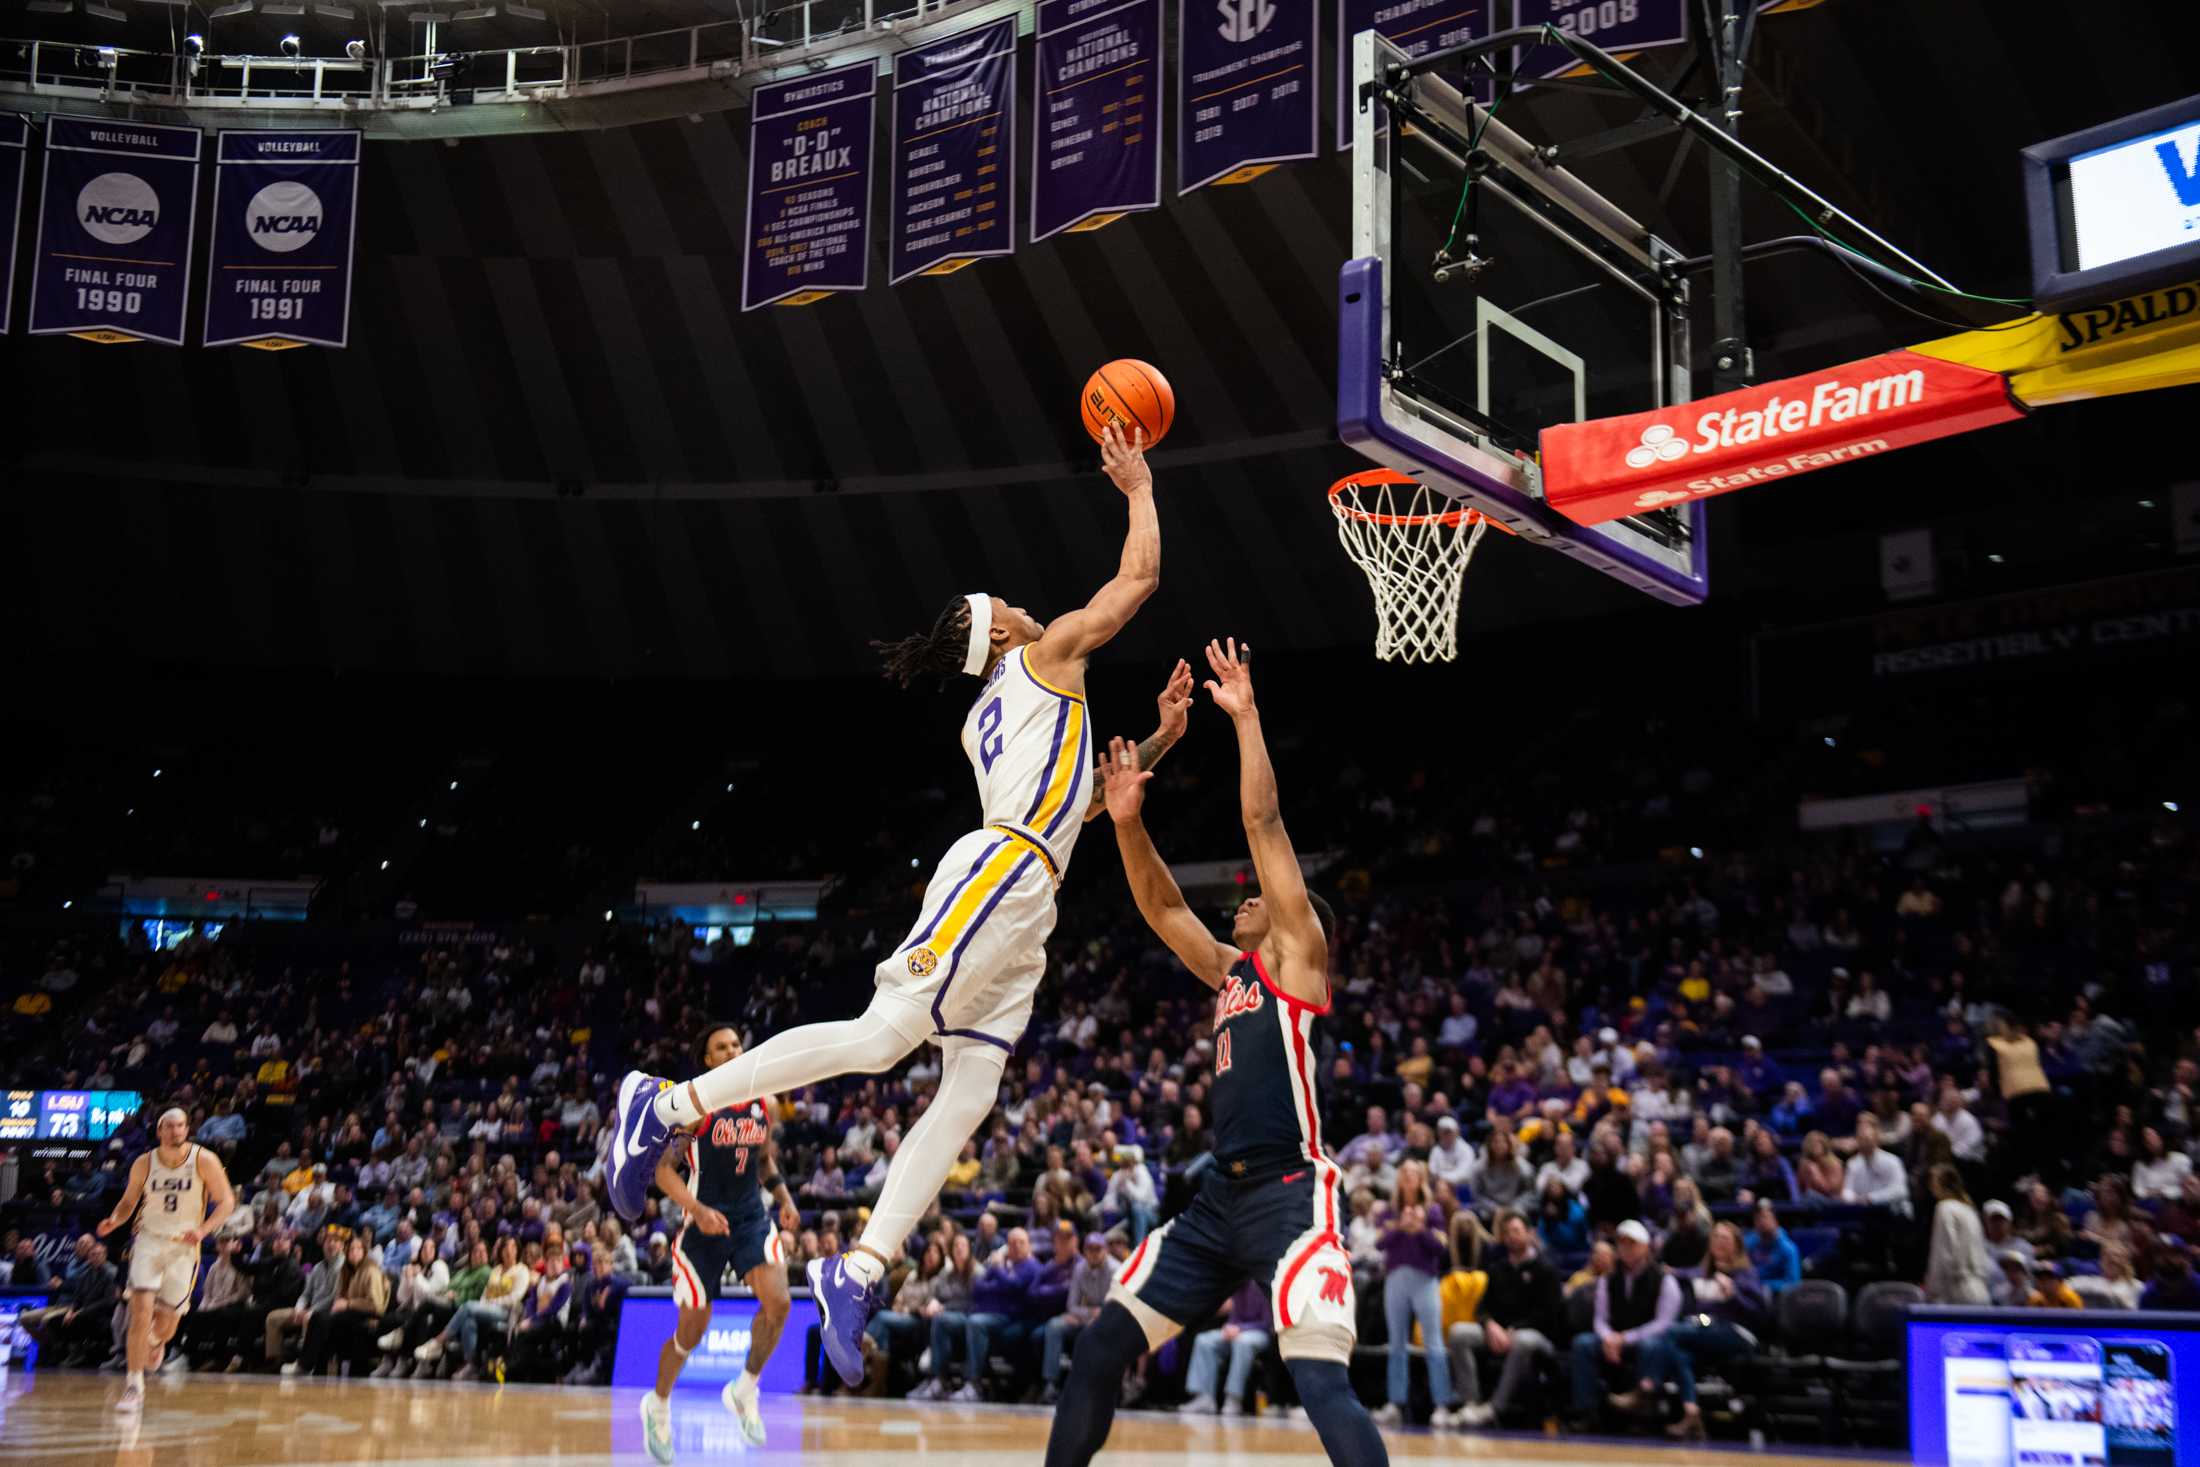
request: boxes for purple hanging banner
[1030,0,1161,242]
[29,114,201,345]
[203,129,361,350]
[1337,0,1493,149]
[743,61,876,310]
[889,16,1017,284]
[1178,0,1317,193]
[0,115,25,334]
[1514,0,1689,78]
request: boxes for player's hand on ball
[1101,736,1154,822]
[1202,638,1255,718]
[1098,422,1152,497]
[1156,659,1193,738]
[696,1205,731,1237]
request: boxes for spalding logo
[245,180,324,254]
[906,947,938,978]
[77,172,160,246]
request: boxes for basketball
[1081,358,1175,448]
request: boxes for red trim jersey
[1209,951,1330,1180]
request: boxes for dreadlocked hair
[872,595,973,689]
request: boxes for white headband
[962,593,994,676]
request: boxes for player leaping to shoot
[608,422,1183,1389]
[97,1107,236,1415]
[1046,640,1388,1467]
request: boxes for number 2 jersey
[959,646,1092,880]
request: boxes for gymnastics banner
[1513,0,1689,79]
[204,129,361,349]
[1031,0,1161,241]
[29,114,201,345]
[743,61,876,310]
[889,15,1016,283]
[0,115,25,333]
[1336,0,1493,149]
[1179,0,1317,191]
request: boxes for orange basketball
[1080,359,1174,448]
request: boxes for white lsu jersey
[959,646,1092,879]
[138,1144,203,1242]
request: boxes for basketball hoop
[1328,469,1496,664]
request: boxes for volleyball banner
[1031,0,1161,242]
[890,16,1017,283]
[1336,0,1493,150]
[1179,0,1317,192]
[1513,0,1689,79]
[744,61,875,310]
[29,114,201,345]
[0,115,25,334]
[204,129,361,350]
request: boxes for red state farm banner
[1540,349,2024,526]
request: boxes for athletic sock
[127,1370,144,1389]
[730,1369,760,1398]
[843,1250,886,1288]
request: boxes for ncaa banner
[743,61,876,310]
[0,115,25,334]
[1336,0,1492,150]
[1180,0,1316,192]
[1514,0,1688,79]
[1031,0,1161,242]
[889,16,1017,284]
[204,129,361,350]
[29,114,201,345]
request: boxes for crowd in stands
[2,672,2195,1442]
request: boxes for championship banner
[1541,350,2024,526]
[1336,0,1492,150]
[743,61,875,310]
[0,115,26,334]
[1179,0,1316,192]
[204,129,361,350]
[889,16,1017,283]
[1031,0,1161,242]
[1909,280,2200,408]
[29,114,201,345]
[1514,0,1689,79]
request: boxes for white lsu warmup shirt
[131,1144,205,1310]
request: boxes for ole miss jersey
[1209,951,1330,1179]
[684,1098,772,1227]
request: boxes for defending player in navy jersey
[1045,639,1389,1467]
[639,1024,795,1462]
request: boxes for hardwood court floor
[0,1372,1893,1467]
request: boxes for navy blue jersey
[683,1099,772,1227]
[1209,951,1330,1179]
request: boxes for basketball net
[1328,469,1492,664]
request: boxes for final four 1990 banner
[1031,0,1162,242]
[0,115,26,334]
[204,129,361,350]
[890,16,1017,283]
[29,114,201,345]
[1179,0,1318,193]
[744,61,875,310]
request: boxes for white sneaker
[160,1353,189,1374]
[1459,1403,1496,1427]
[1371,1403,1403,1426]
[115,1381,144,1414]
[949,1383,982,1403]
[639,1392,675,1465]
[279,1362,303,1377]
[414,1339,445,1363]
[1178,1394,1219,1416]
[1429,1406,1464,1428]
[908,1378,944,1401]
[377,1329,405,1351]
[723,1377,766,1447]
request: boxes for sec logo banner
[77,171,159,245]
[245,180,323,252]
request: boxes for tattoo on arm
[1084,726,1180,820]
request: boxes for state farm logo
[1623,424,1689,470]
[77,172,159,245]
[245,180,323,253]
[1218,0,1275,43]
[1617,367,1926,484]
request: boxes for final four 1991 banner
[204,129,362,350]
[744,61,876,310]
[1031,0,1162,242]
[0,115,25,334]
[1179,0,1317,192]
[29,114,201,345]
[890,15,1017,283]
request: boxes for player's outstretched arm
[190,1147,237,1244]
[1104,737,1237,989]
[1084,659,1192,822]
[656,1145,730,1236]
[1204,639,1329,997]
[95,1155,150,1238]
[1031,423,1159,680]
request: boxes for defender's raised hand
[1101,736,1154,822]
[1156,658,1193,739]
[1202,637,1256,719]
[1098,421,1152,497]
